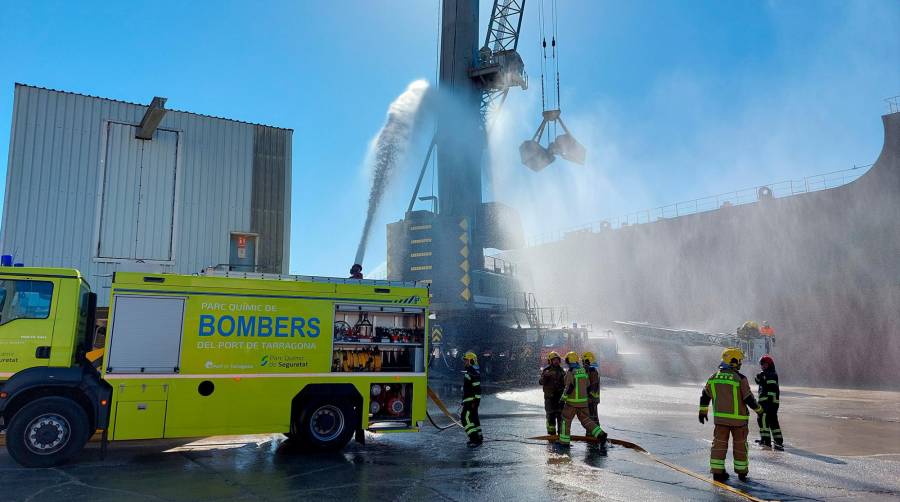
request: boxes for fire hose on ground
[426,386,773,502]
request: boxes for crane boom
[473,0,528,125]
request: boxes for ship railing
[527,164,872,247]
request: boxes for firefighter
[755,354,783,450]
[699,347,763,482]
[582,351,600,423]
[349,264,363,279]
[461,351,483,446]
[539,351,565,435]
[559,351,607,447]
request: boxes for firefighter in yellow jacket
[559,352,607,446]
[699,347,763,482]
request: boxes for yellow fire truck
[0,267,429,467]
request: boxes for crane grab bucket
[520,140,556,171]
[550,133,586,165]
[520,110,587,169]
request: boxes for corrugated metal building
[1,84,292,304]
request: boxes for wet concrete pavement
[1,383,898,501]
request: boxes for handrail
[887,95,900,114]
[526,163,872,247]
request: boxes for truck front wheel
[6,396,90,468]
[296,397,356,451]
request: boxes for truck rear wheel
[6,396,90,468]
[296,397,355,451]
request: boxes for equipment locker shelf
[331,304,426,373]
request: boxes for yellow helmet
[463,351,478,364]
[547,351,561,361]
[564,351,579,364]
[582,351,596,364]
[721,347,745,366]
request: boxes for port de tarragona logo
[260,355,269,367]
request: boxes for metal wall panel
[135,128,177,260]
[0,84,292,305]
[251,125,288,273]
[99,123,142,259]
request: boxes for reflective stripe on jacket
[563,366,589,407]
[702,368,756,426]
[756,368,780,405]
[463,366,481,403]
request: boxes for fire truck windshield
[542,331,567,347]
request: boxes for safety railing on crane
[526,163,872,247]
[505,291,571,329]
[887,95,900,114]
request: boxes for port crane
[387,0,587,378]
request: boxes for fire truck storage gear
[559,360,605,445]
[539,356,566,434]
[699,358,762,478]
[583,352,600,423]
[755,355,782,448]
[462,355,482,445]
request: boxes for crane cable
[538,0,563,144]
[551,0,560,140]
[539,0,548,114]
[552,0,560,110]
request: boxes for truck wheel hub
[310,405,344,442]
[26,414,70,454]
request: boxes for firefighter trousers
[757,404,783,446]
[544,395,563,435]
[587,398,599,423]
[559,405,604,444]
[462,400,482,443]
[711,424,749,474]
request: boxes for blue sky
[1,0,898,277]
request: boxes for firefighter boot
[713,472,730,482]
[738,473,748,482]
[773,427,784,450]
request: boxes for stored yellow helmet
[582,351,596,364]
[564,351,579,364]
[547,351,561,361]
[463,351,478,364]
[721,347,744,366]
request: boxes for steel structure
[387,0,538,377]
[473,0,527,123]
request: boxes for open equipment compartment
[331,304,426,373]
